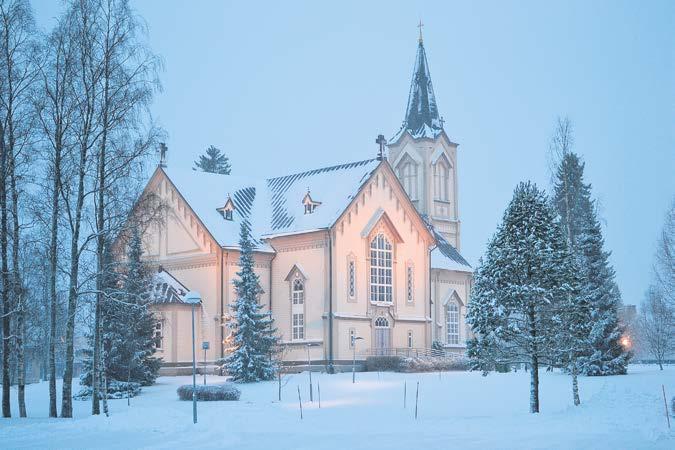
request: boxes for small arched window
[446,302,459,345]
[398,158,418,200]
[434,161,450,201]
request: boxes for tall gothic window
[398,159,418,200]
[434,161,450,201]
[446,302,459,345]
[406,265,414,303]
[348,260,356,299]
[370,234,393,303]
[291,277,305,340]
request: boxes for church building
[137,33,472,372]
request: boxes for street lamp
[306,344,313,402]
[185,291,202,424]
[352,335,364,383]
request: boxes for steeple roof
[392,39,444,142]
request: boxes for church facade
[137,35,472,371]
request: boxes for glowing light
[620,336,632,349]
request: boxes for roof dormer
[302,189,321,215]
[217,195,236,221]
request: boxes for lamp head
[184,291,202,305]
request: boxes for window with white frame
[370,234,393,303]
[398,159,418,200]
[154,321,163,350]
[406,265,414,303]
[348,260,356,299]
[292,313,304,340]
[292,279,304,305]
[446,302,459,345]
[434,160,450,201]
[407,330,413,348]
[349,329,355,348]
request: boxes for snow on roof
[419,215,472,273]
[150,268,190,304]
[162,159,379,250]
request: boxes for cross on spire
[417,20,424,44]
[376,134,387,161]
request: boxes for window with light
[370,234,393,303]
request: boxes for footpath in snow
[1,364,674,449]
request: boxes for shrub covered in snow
[176,383,241,401]
[365,355,470,373]
[400,356,470,372]
[365,356,404,372]
[74,381,141,400]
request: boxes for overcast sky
[34,0,674,306]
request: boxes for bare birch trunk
[0,120,10,418]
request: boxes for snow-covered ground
[1,365,673,449]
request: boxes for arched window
[291,278,305,340]
[374,316,389,328]
[370,234,393,303]
[292,279,304,305]
[348,260,356,300]
[398,159,418,200]
[446,302,459,345]
[434,161,450,201]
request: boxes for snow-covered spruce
[466,182,578,413]
[224,222,278,382]
[552,152,630,376]
[79,228,161,398]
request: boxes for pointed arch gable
[360,208,404,243]
[391,146,423,168]
[441,288,464,307]
[284,263,309,281]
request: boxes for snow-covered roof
[161,159,380,250]
[419,215,472,273]
[150,268,190,304]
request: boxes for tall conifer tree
[552,152,630,375]
[193,145,231,175]
[225,223,277,382]
[467,182,577,413]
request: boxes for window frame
[369,233,393,304]
[406,264,414,304]
[292,313,305,340]
[154,320,163,351]
[446,302,460,345]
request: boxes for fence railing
[357,347,464,359]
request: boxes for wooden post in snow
[663,385,671,429]
[297,386,303,420]
[415,381,419,420]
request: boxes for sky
[33,0,674,306]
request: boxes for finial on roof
[376,134,387,161]
[417,20,424,44]
[158,142,168,168]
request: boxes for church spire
[392,27,444,141]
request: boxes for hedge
[177,383,241,401]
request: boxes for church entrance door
[373,317,390,355]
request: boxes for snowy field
[1,365,674,450]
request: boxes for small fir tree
[225,223,278,382]
[552,152,630,375]
[193,145,231,175]
[466,182,577,413]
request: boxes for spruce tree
[193,145,231,175]
[79,230,161,398]
[466,182,576,413]
[225,223,277,382]
[552,152,630,375]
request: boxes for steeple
[392,31,444,142]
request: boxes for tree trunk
[60,148,87,418]
[0,120,11,418]
[572,366,580,406]
[530,355,539,413]
[47,138,61,418]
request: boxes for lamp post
[352,336,364,383]
[202,341,210,385]
[185,291,202,424]
[306,344,313,402]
